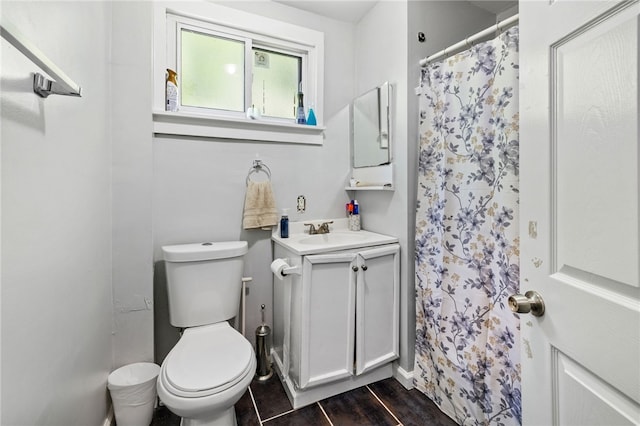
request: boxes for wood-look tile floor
[150,376,457,426]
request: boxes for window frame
[153,2,324,144]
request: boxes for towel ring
[246,159,272,185]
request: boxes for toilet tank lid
[162,241,248,262]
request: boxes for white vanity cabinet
[299,244,399,389]
[271,224,399,409]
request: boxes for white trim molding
[153,111,325,144]
[393,364,414,390]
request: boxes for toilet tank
[162,241,248,328]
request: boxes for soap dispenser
[280,209,289,238]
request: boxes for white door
[355,244,400,375]
[519,1,640,425]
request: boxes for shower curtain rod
[419,13,519,67]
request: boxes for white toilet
[158,241,256,426]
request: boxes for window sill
[153,111,325,145]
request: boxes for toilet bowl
[158,241,254,426]
[157,322,256,426]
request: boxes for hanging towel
[243,180,278,230]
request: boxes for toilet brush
[255,304,273,381]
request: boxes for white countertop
[272,218,398,255]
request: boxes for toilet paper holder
[271,258,302,278]
[281,264,301,276]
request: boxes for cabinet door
[355,244,400,375]
[299,252,357,389]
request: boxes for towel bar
[0,18,82,98]
[246,159,272,184]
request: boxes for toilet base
[180,406,236,426]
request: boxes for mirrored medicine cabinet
[348,81,394,191]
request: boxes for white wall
[111,1,155,368]
[1,2,114,424]
[354,0,411,373]
[153,1,357,362]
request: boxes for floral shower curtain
[414,27,521,426]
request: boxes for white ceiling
[272,1,517,23]
[468,0,517,15]
[273,1,378,23]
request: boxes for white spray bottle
[166,68,178,112]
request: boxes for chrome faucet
[304,221,333,235]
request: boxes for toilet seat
[161,322,254,398]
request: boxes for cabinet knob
[361,265,368,271]
[352,265,359,272]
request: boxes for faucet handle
[303,223,317,234]
[318,221,333,233]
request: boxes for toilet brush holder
[255,304,273,381]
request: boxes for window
[180,28,245,112]
[154,3,324,144]
[251,48,301,119]
[167,13,311,123]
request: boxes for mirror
[352,82,391,168]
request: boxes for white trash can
[107,362,160,426]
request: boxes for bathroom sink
[297,233,367,245]
[272,218,398,255]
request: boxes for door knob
[508,291,545,317]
